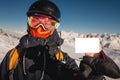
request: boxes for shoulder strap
[9,46,21,71]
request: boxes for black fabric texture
[1,29,119,80]
[96,55,120,78]
[0,30,79,80]
[81,54,120,79]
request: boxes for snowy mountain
[0,28,120,80]
[60,31,120,51]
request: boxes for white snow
[0,28,120,80]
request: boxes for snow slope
[0,28,120,80]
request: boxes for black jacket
[0,30,120,80]
[0,30,80,80]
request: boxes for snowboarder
[0,0,120,80]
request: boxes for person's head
[27,0,60,39]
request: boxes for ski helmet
[27,0,60,22]
[26,0,61,39]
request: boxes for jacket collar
[19,30,64,49]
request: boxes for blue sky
[0,0,120,34]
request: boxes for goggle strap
[55,22,60,29]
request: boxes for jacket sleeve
[0,51,10,80]
[63,52,95,79]
[55,50,100,79]
[80,50,120,79]
[97,53,120,78]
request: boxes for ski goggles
[27,15,60,31]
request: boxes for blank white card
[75,38,100,53]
